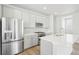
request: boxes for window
[62,15,72,34]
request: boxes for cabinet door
[14,9,22,19]
[17,40,23,53]
[29,14,35,28]
[0,5,1,18]
[24,35,32,49]
[42,17,49,28]
[31,35,38,46]
[3,6,15,18]
[22,11,29,27]
[34,37,38,45]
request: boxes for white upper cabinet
[29,13,36,28]
[2,5,49,29]
[22,11,30,27]
[42,16,49,28]
[3,6,15,18]
[0,5,1,18]
[22,11,36,28]
[3,5,22,19]
[14,9,22,19]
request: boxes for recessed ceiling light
[43,7,47,10]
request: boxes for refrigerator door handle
[5,33,6,40]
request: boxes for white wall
[73,12,79,34]
[54,15,63,34]
[72,12,79,42]
[54,11,79,43]
[49,15,54,34]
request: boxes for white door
[62,16,72,34]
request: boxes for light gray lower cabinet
[24,35,38,49]
[24,35,32,49]
[31,36,38,46]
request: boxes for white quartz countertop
[40,34,66,45]
[40,34,74,44]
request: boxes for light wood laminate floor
[18,43,79,55]
[18,46,40,55]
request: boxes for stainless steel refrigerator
[1,17,24,55]
[0,20,2,55]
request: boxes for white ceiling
[12,4,79,15]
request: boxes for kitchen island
[40,34,73,55]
